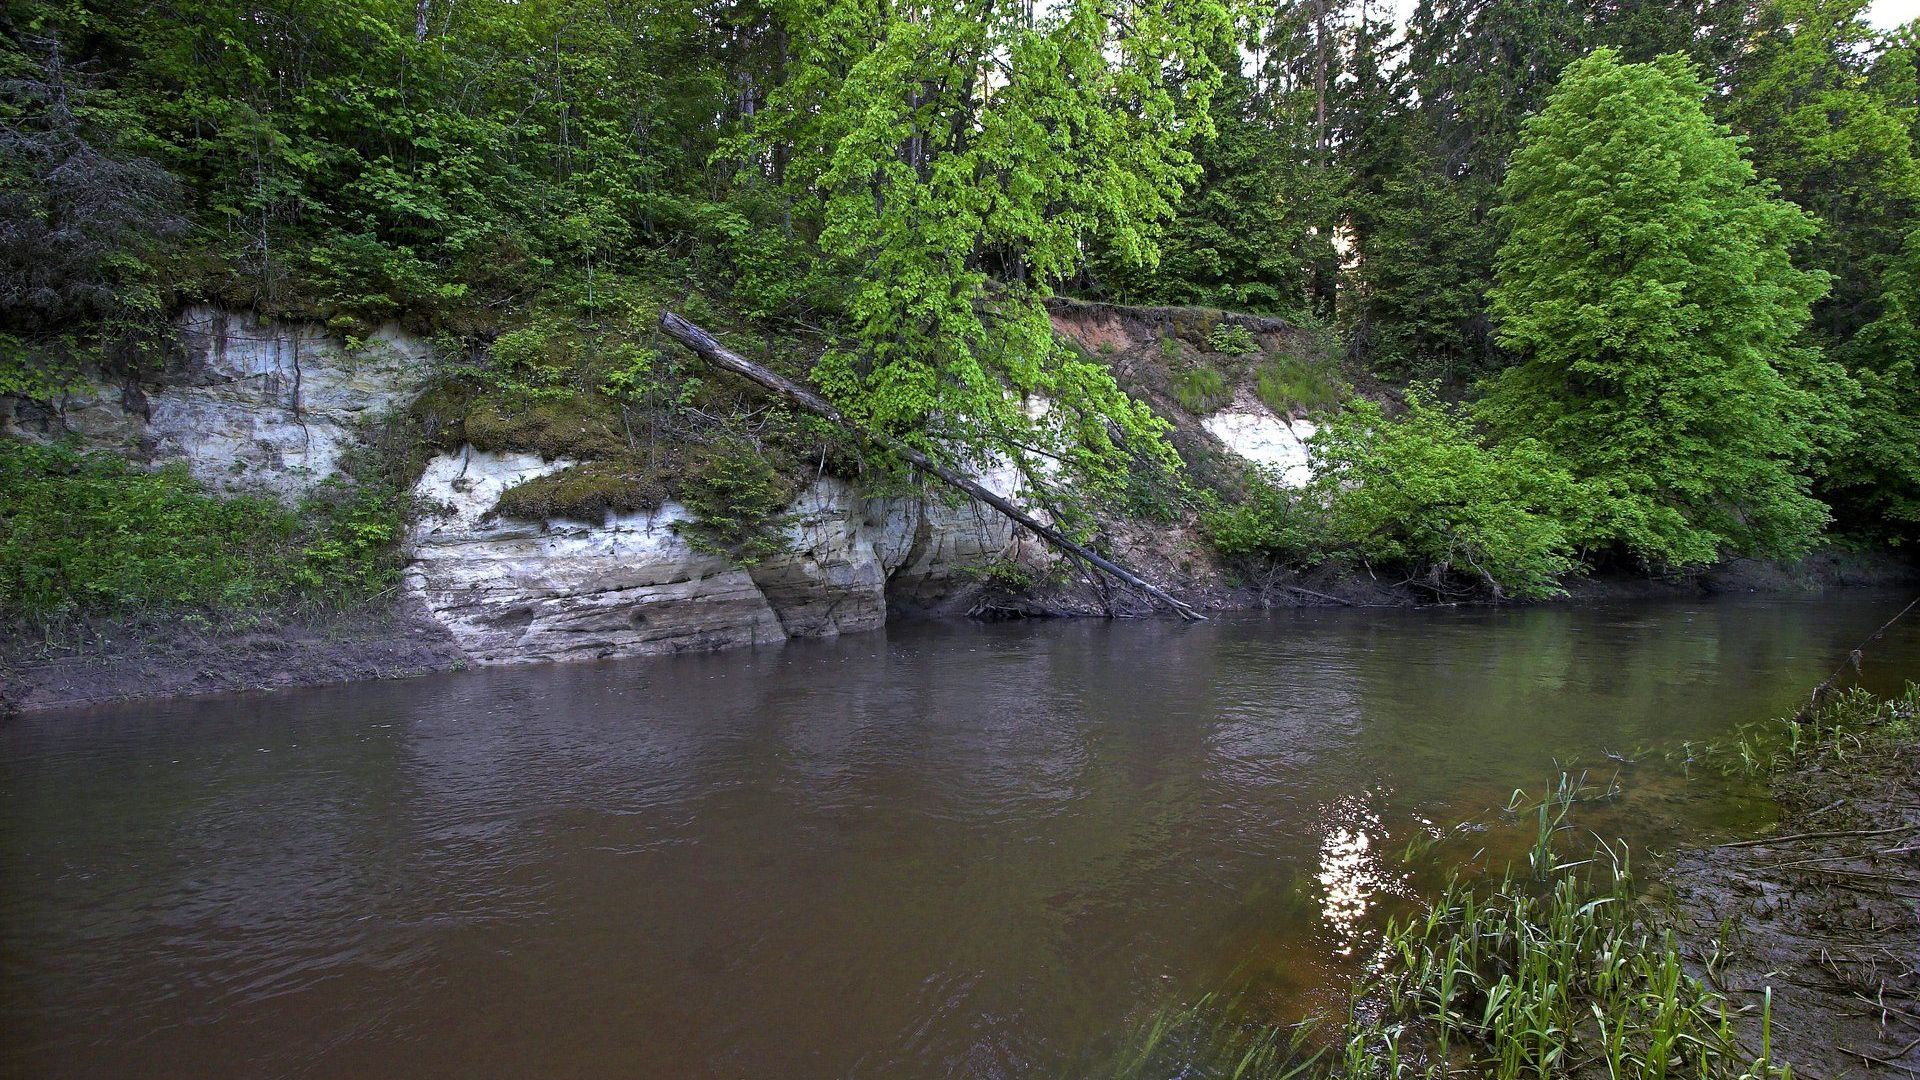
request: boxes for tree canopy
[3,0,1918,603]
[1479,49,1839,567]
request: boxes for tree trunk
[658,311,1205,622]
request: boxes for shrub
[1202,477,1322,562]
[293,478,408,600]
[1308,393,1588,598]
[959,556,1044,592]
[1171,364,1230,413]
[1204,391,1589,598]
[672,436,798,564]
[1204,322,1258,355]
[455,326,574,402]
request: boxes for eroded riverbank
[1668,685,1920,1077]
[5,550,1914,716]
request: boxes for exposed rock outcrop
[1201,410,1317,488]
[5,303,1327,672]
[1,307,430,500]
[404,446,1035,665]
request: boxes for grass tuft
[1256,356,1346,415]
[1173,364,1231,414]
[1109,780,1791,1080]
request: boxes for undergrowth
[1674,683,1920,780]
[1206,323,1259,356]
[1173,364,1231,413]
[0,439,404,625]
[412,295,865,562]
[1256,355,1346,415]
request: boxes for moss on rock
[490,458,672,522]
[462,394,631,461]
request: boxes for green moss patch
[488,436,807,566]
[462,393,632,461]
[490,458,672,523]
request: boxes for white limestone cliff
[402,446,1033,664]
[1201,410,1318,488]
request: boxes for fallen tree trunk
[1794,593,1919,721]
[658,310,1204,622]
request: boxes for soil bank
[4,548,1915,717]
[1668,710,1920,1077]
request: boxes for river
[4,593,1918,1079]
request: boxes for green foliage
[1828,229,1920,538]
[671,437,798,566]
[1311,395,1587,598]
[1719,0,1920,541]
[6,0,1916,595]
[1207,393,1585,598]
[1725,0,1920,344]
[1348,172,1503,381]
[453,327,575,403]
[293,479,407,599]
[1481,49,1841,569]
[958,556,1046,593]
[753,0,1235,496]
[1204,322,1258,355]
[601,344,698,413]
[1202,477,1322,563]
[1255,355,1345,415]
[1113,804,1784,1080]
[0,439,400,621]
[1330,849,1773,1080]
[1092,2,1347,315]
[1171,364,1231,413]
[0,0,740,335]
[410,291,850,565]
[1681,682,1920,779]
[0,19,185,381]
[0,333,85,401]
[1343,0,1595,382]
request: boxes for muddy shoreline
[4,547,1915,717]
[1667,700,1920,1077]
[0,601,466,716]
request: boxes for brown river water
[4,593,1919,1079]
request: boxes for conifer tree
[1479,49,1840,567]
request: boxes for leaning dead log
[1794,593,1919,721]
[658,310,1205,622]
